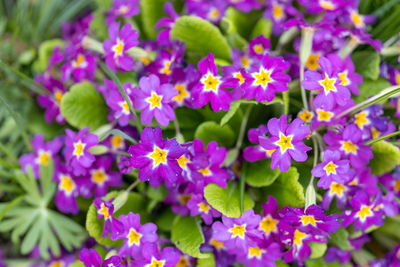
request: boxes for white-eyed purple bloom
[94,198,124,239]
[187,194,221,225]
[87,156,122,197]
[133,243,180,267]
[79,248,126,267]
[105,0,140,25]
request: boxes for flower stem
[364,130,400,145]
[235,104,253,150]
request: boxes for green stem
[364,130,400,145]
[126,179,140,192]
[235,105,253,150]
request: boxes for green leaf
[309,242,327,259]
[204,182,254,218]
[155,208,175,232]
[329,227,352,250]
[88,145,109,155]
[220,101,241,126]
[197,253,216,267]
[170,16,231,62]
[354,77,391,103]
[90,9,109,40]
[263,167,305,208]
[351,51,380,80]
[0,195,25,222]
[244,160,281,187]
[140,0,167,39]
[195,121,235,147]
[223,7,262,40]
[60,81,108,130]
[250,18,272,39]
[369,141,400,175]
[305,258,352,267]
[171,216,208,258]
[99,128,137,144]
[32,39,65,73]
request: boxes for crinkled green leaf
[305,258,352,267]
[171,216,208,258]
[140,0,167,39]
[171,16,231,62]
[354,77,391,103]
[369,141,400,175]
[263,167,305,208]
[309,242,327,259]
[195,121,235,147]
[245,160,281,187]
[204,182,254,218]
[351,51,380,80]
[329,227,352,250]
[60,82,108,130]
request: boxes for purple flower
[325,246,351,264]
[259,115,311,172]
[191,53,233,112]
[116,212,158,258]
[324,124,373,169]
[321,181,350,210]
[155,3,180,46]
[342,190,385,232]
[134,74,177,126]
[61,47,96,82]
[243,125,273,162]
[242,54,291,102]
[212,209,262,252]
[327,54,362,95]
[103,79,136,126]
[133,243,180,267]
[79,248,126,267]
[106,0,140,25]
[19,134,63,178]
[103,22,138,71]
[87,156,123,197]
[259,196,281,242]
[312,149,351,189]
[236,242,282,267]
[302,56,351,109]
[248,35,271,59]
[36,77,66,124]
[94,198,124,239]
[187,194,221,225]
[128,126,186,187]
[65,128,98,176]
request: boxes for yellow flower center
[248,247,265,259]
[120,101,130,115]
[148,146,167,167]
[54,89,63,103]
[146,92,163,109]
[229,224,246,239]
[37,150,51,166]
[127,228,142,246]
[252,67,273,89]
[319,74,337,94]
[300,215,320,226]
[298,109,314,122]
[98,203,110,220]
[253,44,264,54]
[293,229,307,245]
[319,0,335,10]
[356,205,373,221]
[49,261,63,267]
[160,60,172,75]
[176,257,189,267]
[305,53,320,70]
[272,3,284,20]
[59,175,75,195]
[73,140,85,158]
[198,167,211,176]
[176,155,189,169]
[394,179,400,191]
[396,74,400,86]
[241,56,250,69]
[91,169,107,185]
[173,84,189,103]
[275,133,293,153]
[202,73,220,92]
[198,202,211,214]
[351,11,364,28]
[354,111,369,129]
[208,7,220,20]
[259,215,278,235]
[179,194,192,205]
[338,70,350,86]
[210,238,224,250]
[316,109,334,122]
[72,53,87,68]
[371,127,380,139]
[330,182,346,196]
[324,161,338,175]
[118,5,129,14]
[111,135,124,149]
[234,71,245,84]
[340,140,357,155]
[141,57,151,66]
[112,38,124,57]
[146,257,165,267]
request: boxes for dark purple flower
[249,35,271,59]
[187,194,221,225]
[36,77,66,124]
[65,128,98,176]
[94,198,124,239]
[243,125,273,162]
[134,74,177,126]
[259,196,281,242]
[259,115,311,172]
[61,47,96,82]
[321,181,350,210]
[87,156,122,197]
[134,243,179,267]
[79,248,126,267]
[236,242,282,267]
[106,0,140,25]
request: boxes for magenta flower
[327,54,362,95]
[128,126,186,187]
[259,115,311,172]
[243,125,272,162]
[61,48,96,82]
[155,2,180,46]
[259,196,281,242]
[302,56,351,109]
[105,0,140,25]
[191,53,234,112]
[19,134,63,178]
[187,194,221,225]
[79,248,126,267]
[242,54,291,102]
[133,243,179,267]
[64,128,98,176]
[321,181,350,210]
[236,242,282,267]
[212,209,262,252]
[94,198,124,239]
[36,76,66,124]
[311,149,351,189]
[103,22,138,71]
[248,35,271,59]
[133,74,177,126]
